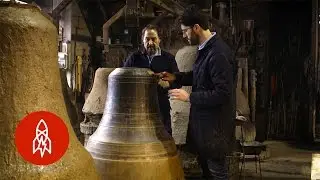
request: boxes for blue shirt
[147,47,161,64]
[198,32,216,50]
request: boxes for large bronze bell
[0,2,99,179]
[86,68,185,180]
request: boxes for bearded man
[123,24,180,135]
[156,5,237,180]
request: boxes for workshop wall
[267,1,312,141]
[70,2,91,57]
[59,1,91,61]
[235,1,313,142]
[235,2,270,141]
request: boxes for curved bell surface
[82,68,116,115]
[0,2,99,179]
[86,67,185,180]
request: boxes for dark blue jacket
[175,35,236,159]
[123,50,180,128]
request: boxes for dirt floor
[243,141,320,180]
[186,141,320,180]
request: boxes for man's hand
[169,89,190,102]
[154,72,176,83]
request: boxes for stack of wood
[235,58,257,142]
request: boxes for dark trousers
[197,156,228,180]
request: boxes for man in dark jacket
[123,24,180,135]
[156,5,236,180]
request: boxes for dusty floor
[186,141,320,180]
[243,141,320,180]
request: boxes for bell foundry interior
[1,0,320,180]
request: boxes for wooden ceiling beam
[52,0,73,17]
[148,0,182,15]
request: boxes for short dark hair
[180,4,210,30]
[141,24,159,37]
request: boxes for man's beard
[188,31,199,45]
[146,45,156,55]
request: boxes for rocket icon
[32,119,52,158]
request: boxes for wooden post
[102,5,127,54]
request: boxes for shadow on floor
[287,141,320,151]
